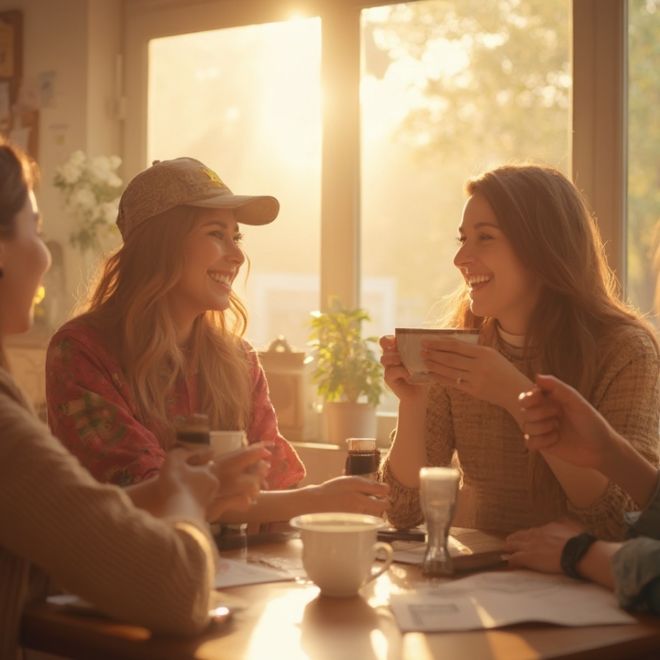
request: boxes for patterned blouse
[45,319,305,489]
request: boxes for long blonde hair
[444,163,657,396]
[74,206,253,445]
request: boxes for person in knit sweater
[46,157,390,524]
[379,164,660,541]
[0,138,269,658]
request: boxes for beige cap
[117,157,279,239]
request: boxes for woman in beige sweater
[380,164,660,541]
[0,138,268,658]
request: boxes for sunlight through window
[360,0,570,411]
[148,19,322,350]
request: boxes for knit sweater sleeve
[0,370,216,638]
[566,330,660,540]
[379,386,455,529]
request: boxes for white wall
[0,0,122,317]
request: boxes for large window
[131,0,571,355]
[125,1,633,417]
[147,19,322,350]
[360,2,570,333]
[627,0,660,321]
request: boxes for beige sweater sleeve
[379,386,455,529]
[0,369,216,645]
[378,327,660,539]
[566,328,660,539]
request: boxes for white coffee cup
[289,512,393,598]
[209,430,247,459]
[395,327,479,384]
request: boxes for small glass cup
[419,466,460,577]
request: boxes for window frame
[122,0,627,309]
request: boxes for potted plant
[307,297,384,446]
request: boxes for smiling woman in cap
[45,157,389,524]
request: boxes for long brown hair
[443,163,658,504]
[74,206,253,445]
[0,137,38,370]
[445,163,657,396]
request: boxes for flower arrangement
[53,150,124,253]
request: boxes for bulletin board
[0,10,38,160]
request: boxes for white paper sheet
[214,557,296,588]
[393,535,476,564]
[389,569,635,632]
[393,531,506,573]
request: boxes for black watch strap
[560,532,598,580]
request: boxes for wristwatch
[560,532,598,580]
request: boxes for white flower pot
[324,401,377,447]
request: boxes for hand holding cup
[395,327,479,384]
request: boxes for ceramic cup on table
[209,430,247,459]
[289,512,393,598]
[394,327,479,384]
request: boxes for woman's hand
[505,520,619,590]
[205,443,272,521]
[504,520,584,574]
[155,447,220,519]
[380,335,431,403]
[421,339,532,417]
[519,374,619,470]
[519,374,659,509]
[308,476,391,517]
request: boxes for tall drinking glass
[419,467,460,577]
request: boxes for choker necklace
[496,332,541,362]
[497,335,524,362]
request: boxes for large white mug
[209,430,247,459]
[290,512,393,598]
[395,327,479,384]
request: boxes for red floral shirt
[45,320,305,489]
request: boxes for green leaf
[306,296,383,405]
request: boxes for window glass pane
[148,19,321,349]
[627,0,660,320]
[360,0,571,355]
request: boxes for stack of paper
[389,569,635,632]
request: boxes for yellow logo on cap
[199,166,228,189]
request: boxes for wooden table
[20,533,660,660]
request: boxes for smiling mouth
[466,274,491,290]
[209,272,232,287]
